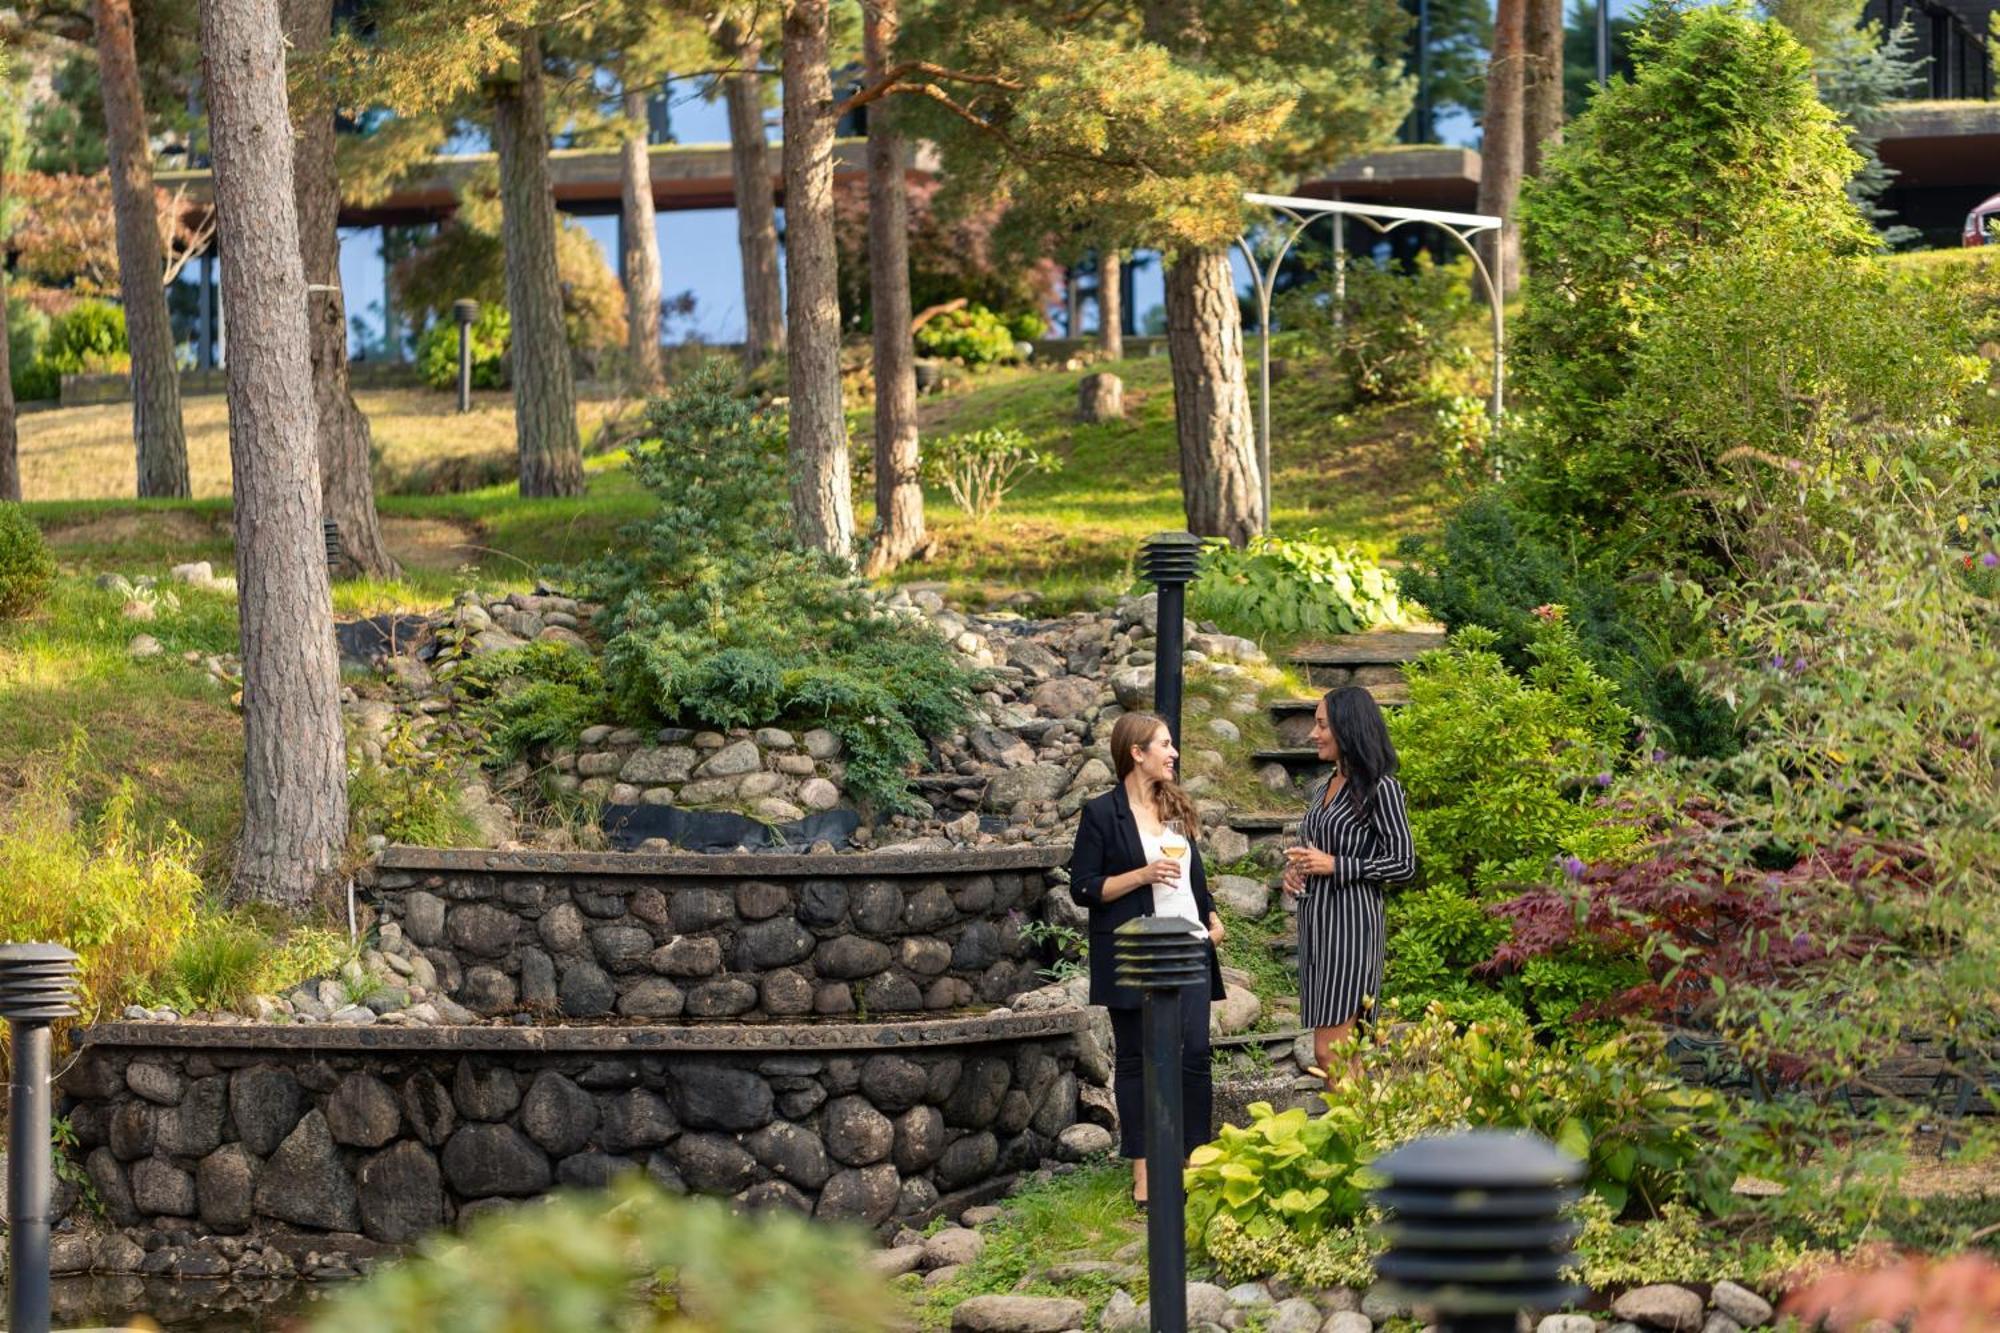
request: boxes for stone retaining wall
[60,1013,1085,1245]
[361,846,1068,1022]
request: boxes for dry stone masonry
[359,846,1069,1022]
[57,1015,1083,1259]
[328,583,1270,853]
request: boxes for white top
[1138,826,1207,938]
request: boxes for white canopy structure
[1237,191,1505,530]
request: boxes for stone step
[1268,686,1408,745]
[1212,1026,1303,1051]
[1220,811,1296,833]
[1290,628,1446,689]
[1251,747,1332,775]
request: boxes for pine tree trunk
[1478,0,1527,297]
[1164,250,1262,545]
[722,18,785,370]
[860,0,924,576]
[619,87,663,390]
[1140,3,1260,541]
[283,0,399,580]
[493,27,583,498]
[780,0,853,560]
[96,0,189,498]
[1099,250,1123,361]
[200,0,347,911]
[0,263,19,502]
[1522,0,1566,179]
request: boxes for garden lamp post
[1370,1129,1586,1333]
[453,299,480,414]
[1138,532,1204,749]
[323,518,343,575]
[1114,916,1212,1333]
[1,942,80,1333]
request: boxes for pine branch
[832,61,1022,119]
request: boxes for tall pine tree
[901,0,1410,544]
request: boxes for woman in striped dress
[1282,685,1417,1083]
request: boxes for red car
[1966,192,2000,246]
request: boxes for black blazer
[1067,784,1227,1010]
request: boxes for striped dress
[1297,773,1417,1029]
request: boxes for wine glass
[1159,819,1190,873]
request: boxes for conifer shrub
[587,362,982,810]
[0,502,57,619]
[1513,3,1875,534]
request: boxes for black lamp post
[1114,916,1211,1333]
[323,518,343,575]
[1137,532,1204,748]
[2,942,80,1333]
[453,299,480,414]
[1370,1129,1586,1333]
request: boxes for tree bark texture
[1522,0,1566,179]
[780,0,853,560]
[1164,250,1263,546]
[1099,250,1123,361]
[200,0,348,911]
[96,0,189,498]
[0,263,18,502]
[283,0,399,580]
[723,19,785,370]
[1478,0,1526,298]
[1140,3,1261,540]
[619,87,663,390]
[493,28,584,498]
[860,0,924,576]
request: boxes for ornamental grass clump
[0,751,203,1030]
[586,362,982,810]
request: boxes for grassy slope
[2,356,1444,870]
[866,356,1449,608]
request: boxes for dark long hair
[1325,685,1398,814]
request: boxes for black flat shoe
[1133,1197,1148,1213]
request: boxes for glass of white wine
[1159,819,1190,873]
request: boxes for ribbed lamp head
[1113,916,1210,992]
[0,942,80,1022]
[1138,532,1204,587]
[1370,1129,1587,1317]
[323,518,343,568]
[453,299,481,326]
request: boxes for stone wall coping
[77,1009,1084,1054]
[374,844,1070,878]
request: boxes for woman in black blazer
[1067,711,1226,1207]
